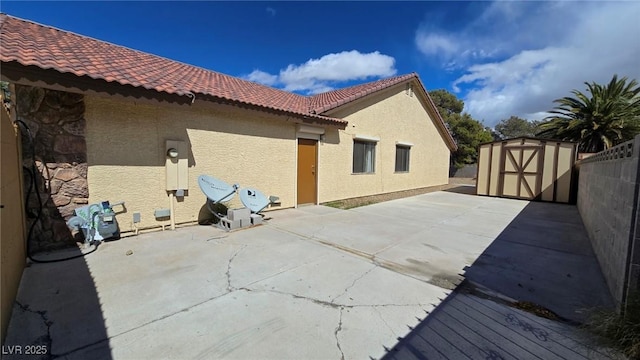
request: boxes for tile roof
[0,14,456,149]
[0,14,340,124]
[309,73,456,149]
[309,73,417,114]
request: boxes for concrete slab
[4,219,443,359]
[271,210,428,255]
[272,192,613,323]
[66,289,342,360]
[436,207,523,238]
[4,190,617,359]
[374,227,495,288]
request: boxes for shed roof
[479,137,578,146]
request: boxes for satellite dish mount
[198,174,238,224]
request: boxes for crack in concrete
[56,289,237,358]
[335,306,345,360]
[240,253,333,290]
[372,306,397,337]
[240,287,428,310]
[226,244,247,292]
[269,223,453,292]
[352,303,430,309]
[15,301,54,359]
[55,285,429,359]
[330,265,377,303]
[205,235,228,242]
[239,287,342,309]
[272,223,460,294]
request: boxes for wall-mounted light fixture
[166,148,179,158]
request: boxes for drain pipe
[169,191,176,230]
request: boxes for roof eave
[1,59,347,128]
[190,93,347,128]
[414,77,458,152]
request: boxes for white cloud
[414,3,549,67]
[306,85,335,95]
[243,50,397,94]
[417,1,640,127]
[246,70,278,86]
[415,32,459,59]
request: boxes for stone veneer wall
[577,135,640,310]
[16,85,88,252]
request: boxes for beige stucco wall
[85,96,297,232]
[318,83,450,202]
[1,106,26,343]
[84,82,451,232]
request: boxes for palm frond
[540,74,640,152]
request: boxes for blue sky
[2,1,639,127]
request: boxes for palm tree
[537,75,640,152]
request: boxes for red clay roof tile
[308,73,417,114]
[0,14,455,148]
[309,73,457,149]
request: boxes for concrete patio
[4,189,617,359]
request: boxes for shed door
[297,139,317,205]
[499,145,544,200]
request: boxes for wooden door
[499,145,544,200]
[297,139,317,205]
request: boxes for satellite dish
[198,175,237,203]
[239,188,271,213]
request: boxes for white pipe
[169,191,176,230]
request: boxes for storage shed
[476,137,577,203]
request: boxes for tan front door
[297,138,317,205]
[499,145,544,200]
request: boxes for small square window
[395,145,410,172]
[353,140,376,173]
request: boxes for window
[395,145,410,172]
[353,140,376,173]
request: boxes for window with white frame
[353,140,376,173]
[395,145,410,172]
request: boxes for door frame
[295,125,325,206]
[296,136,319,206]
[498,144,544,200]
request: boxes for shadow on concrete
[463,201,613,323]
[381,200,617,359]
[381,287,618,360]
[443,185,477,195]
[3,126,113,359]
[3,247,112,359]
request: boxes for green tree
[429,89,493,168]
[447,113,494,167]
[429,89,464,118]
[494,116,540,139]
[537,75,640,152]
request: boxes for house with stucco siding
[0,14,456,251]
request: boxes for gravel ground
[322,178,477,209]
